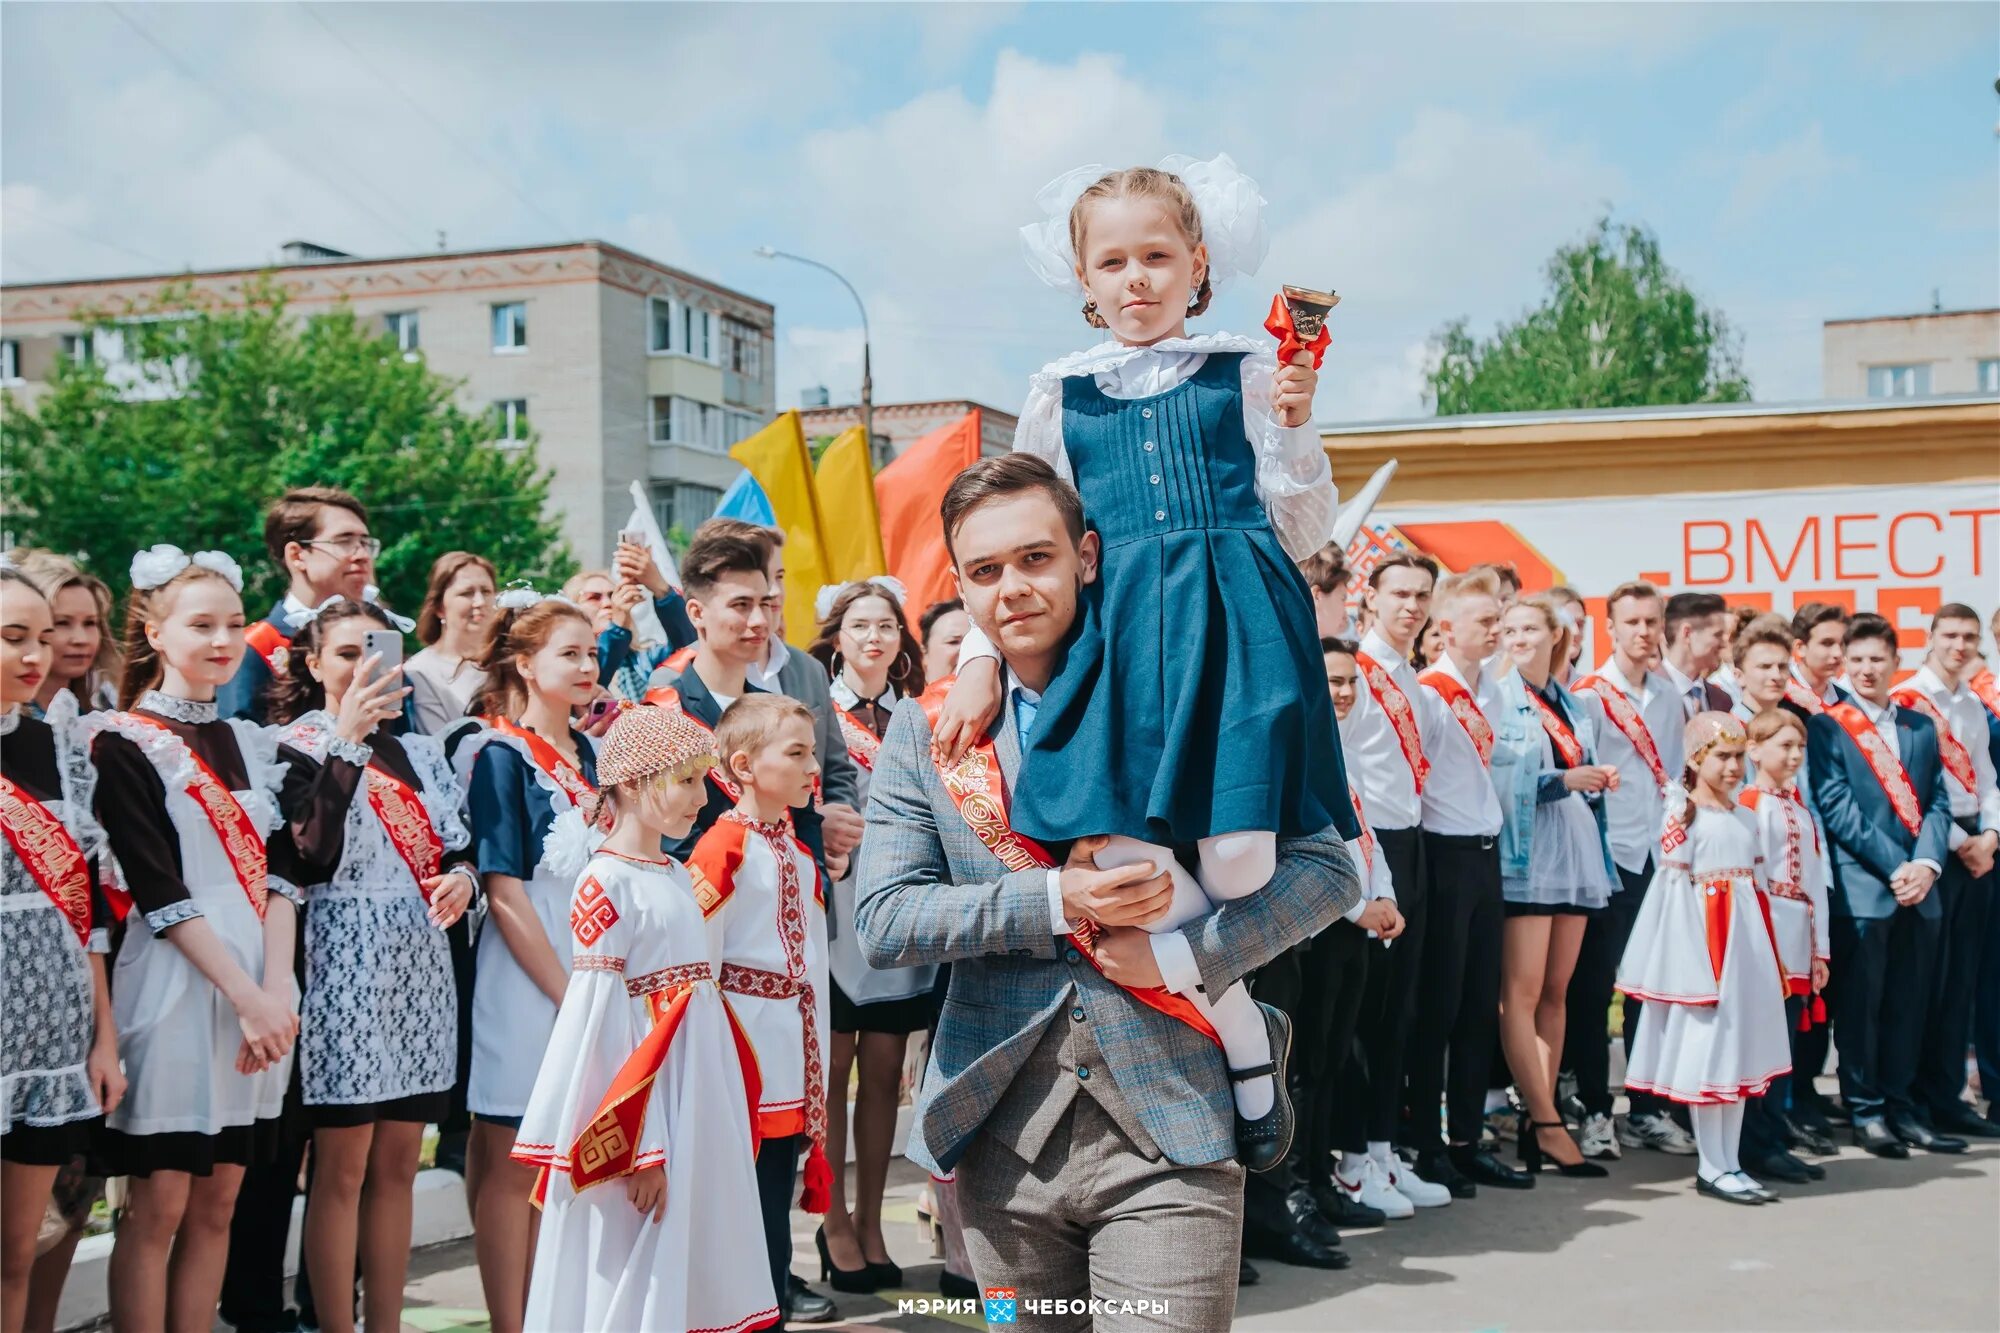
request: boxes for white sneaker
[1382,1155,1452,1208]
[1335,1157,1415,1220]
[1618,1110,1698,1156]
[1578,1111,1621,1161]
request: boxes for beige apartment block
[1822,307,1999,400]
[0,240,775,563]
[799,398,1016,461]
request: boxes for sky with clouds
[3,2,1993,422]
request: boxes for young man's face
[1677,610,1726,673]
[687,569,772,668]
[950,493,1099,667]
[1324,649,1359,720]
[1609,594,1662,666]
[1367,567,1433,646]
[1439,592,1502,664]
[1931,616,1980,679]
[1843,635,1896,705]
[291,505,375,601]
[1799,619,1846,683]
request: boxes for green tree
[2,278,574,617]
[1425,217,1751,415]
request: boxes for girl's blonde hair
[1745,707,1805,747]
[118,564,243,708]
[1069,167,1212,328]
[9,548,122,700]
[1506,593,1573,675]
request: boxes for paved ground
[390,1132,2000,1332]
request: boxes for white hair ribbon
[813,575,911,623]
[130,544,244,592]
[1019,152,1270,298]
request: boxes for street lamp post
[753,246,876,466]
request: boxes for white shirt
[746,639,789,695]
[1792,663,1841,706]
[1660,656,1711,721]
[1417,653,1503,838]
[1339,629,1446,832]
[1578,656,1688,874]
[1904,666,2000,843]
[1847,692,1944,875]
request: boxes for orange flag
[874,410,982,620]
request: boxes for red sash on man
[916,686,1219,1048]
[1783,677,1829,716]
[1418,669,1493,765]
[1574,673,1666,788]
[245,620,292,675]
[1826,702,1922,837]
[638,689,744,802]
[484,716,596,807]
[1349,784,1375,878]
[365,767,445,897]
[1524,688,1586,766]
[1970,667,2000,723]
[832,704,880,773]
[0,776,93,946]
[1892,688,1977,795]
[123,715,268,918]
[1356,653,1429,793]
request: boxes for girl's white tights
[1093,831,1281,1119]
[1691,1101,1745,1183]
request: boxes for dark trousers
[1830,906,1941,1122]
[1917,828,1991,1117]
[219,1111,311,1327]
[1403,832,1503,1148]
[755,1134,802,1306]
[1742,996,1807,1159]
[1331,827,1426,1148]
[1565,858,1664,1119]
[1978,845,2000,1100]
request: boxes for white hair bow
[814,575,910,623]
[494,581,578,613]
[130,544,244,592]
[293,585,416,634]
[1019,152,1270,298]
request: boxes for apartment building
[798,397,1017,461]
[0,239,775,561]
[1822,306,1999,400]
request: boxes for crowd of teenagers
[4,148,1997,1333]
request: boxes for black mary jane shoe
[1234,1004,1296,1173]
[1695,1173,1765,1205]
[815,1226,880,1294]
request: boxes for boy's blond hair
[714,694,815,780]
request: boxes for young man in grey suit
[855,455,1360,1330]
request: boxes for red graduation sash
[832,703,880,773]
[1356,652,1429,793]
[1892,688,1977,795]
[125,714,269,919]
[915,684,1220,1048]
[1524,688,1586,767]
[1349,784,1376,877]
[365,766,445,898]
[245,620,292,674]
[638,689,743,802]
[1971,667,2000,723]
[1574,673,1666,789]
[1783,677,1829,716]
[1827,702,1922,837]
[483,716,595,807]
[1417,669,1493,766]
[0,775,93,946]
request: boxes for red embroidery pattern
[1357,652,1429,793]
[1971,667,2000,723]
[1828,703,1922,837]
[1575,674,1666,789]
[1783,678,1828,716]
[626,962,712,997]
[1418,669,1494,765]
[573,955,626,974]
[570,876,620,946]
[832,704,880,773]
[1524,688,1586,767]
[0,776,93,946]
[1893,688,1977,794]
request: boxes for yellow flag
[813,425,887,584]
[729,411,831,646]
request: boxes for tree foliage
[2,278,574,616]
[1424,217,1751,415]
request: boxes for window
[493,399,529,443]
[652,395,746,451]
[650,482,722,538]
[1866,363,1930,399]
[491,302,527,352]
[645,295,719,363]
[61,332,92,366]
[649,297,676,355]
[682,305,712,362]
[724,319,764,380]
[383,311,420,353]
[0,340,18,382]
[1979,359,1999,394]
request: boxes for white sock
[1716,1101,1745,1175]
[1195,830,1278,901]
[1691,1104,1730,1183]
[1202,983,1274,1119]
[1338,1150,1371,1181]
[1368,1140,1394,1167]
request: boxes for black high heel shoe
[1525,1119,1609,1178]
[866,1255,904,1289]
[815,1225,880,1293]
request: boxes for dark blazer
[658,664,825,869]
[217,601,299,723]
[1806,701,1954,921]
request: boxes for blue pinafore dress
[1009,351,1359,847]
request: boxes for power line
[106,2,427,250]
[297,4,577,241]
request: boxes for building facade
[0,240,775,563]
[798,398,1016,461]
[1822,307,1999,399]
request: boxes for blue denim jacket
[1491,670,1619,883]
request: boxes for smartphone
[618,528,646,550]
[361,629,404,686]
[584,696,620,728]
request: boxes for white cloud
[1721,123,1855,226]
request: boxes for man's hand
[1955,830,1998,879]
[1890,861,1937,907]
[931,657,1003,767]
[1093,926,1166,988]
[1354,899,1405,941]
[1060,836,1176,927]
[821,802,864,857]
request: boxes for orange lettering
[1683,521,1734,586]
[1949,508,2000,577]
[1876,586,1940,661]
[1730,590,1774,612]
[1833,513,1879,581]
[1746,517,1819,582]
[1886,512,1944,579]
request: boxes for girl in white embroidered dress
[515,704,777,1333]
[1617,713,1793,1205]
[85,550,302,1332]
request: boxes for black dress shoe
[1244,1226,1351,1271]
[1853,1118,1910,1158]
[939,1270,978,1299]
[1450,1144,1536,1190]
[1312,1181,1388,1229]
[1743,1150,1815,1184]
[1285,1184,1342,1248]
[1822,1100,1853,1126]
[787,1276,838,1324]
[1888,1115,1967,1154]
[1238,1257,1261,1287]
[1415,1149,1477,1199]
[1234,1005,1296,1173]
[1930,1103,2000,1138]
[1789,1118,1839,1156]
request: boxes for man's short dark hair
[681,530,770,599]
[1298,543,1350,596]
[1791,600,1848,641]
[1932,602,1980,631]
[1665,591,1727,641]
[693,517,779,566]
[919,598,964,642]
[939,455,1086,562]
[1606,580,1659,616]
[1367,552,1438,590]
[264,487,369,566]
[1844,612,1899,654]
[1321,636,1360,658]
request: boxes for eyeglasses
[300,536,382,559]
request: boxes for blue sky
[3,2,1993,420]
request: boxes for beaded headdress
[596,703,717,789]
[1685,711,1747,767]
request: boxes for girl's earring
[1187,279,1203,310]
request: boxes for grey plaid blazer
[854,695,1361,1175]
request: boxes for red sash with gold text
[832,704,880,773]
[916,685,1219,1048]
[1418,669,1493,766]
[365,766,445,897]
[1827,703,1921,837]
[1524,689,1586,767]
[125,715,268,919]
[484,716,596,807]
[1357,653,1429,793]
[1574,674,1666,789]
[1892,689,1977,795]
[0,776,93,946]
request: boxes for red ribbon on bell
[1264,287,1338,370]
